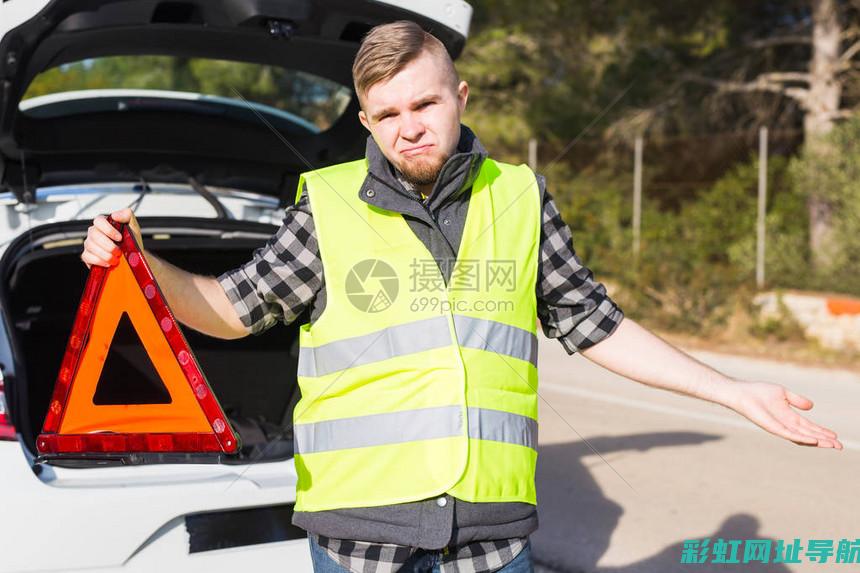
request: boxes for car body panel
[0,0,53,41]
[1,439,304,572]
[0,183,284,256]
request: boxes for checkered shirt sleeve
[217,189,322,335]
[537,181,625,353]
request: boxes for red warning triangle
[37,217,240,456]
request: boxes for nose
[399,112,425,142]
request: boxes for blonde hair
[352,20,459,106]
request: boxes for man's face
[358,50,468,188]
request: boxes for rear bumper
[100,532,312,573]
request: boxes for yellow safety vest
[292,156,541,512]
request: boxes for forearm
[580,317,740,409]
[142,249,249,340]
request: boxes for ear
[457,80,469,113]
[358,109,371,132]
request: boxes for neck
[392,166,435,201]
[416,182,433,199]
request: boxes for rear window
[19,55,352,132]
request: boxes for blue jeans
[308,535,534,573]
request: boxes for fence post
[528,138,538,171]
[633,135,643,260]
[756,127,768,289]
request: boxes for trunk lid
[0,0,472,204]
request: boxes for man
[82,20,842,573]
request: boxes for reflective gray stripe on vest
[294,405,463,454]
[297,315,536,378]
[297,315,451,377]
[468,407,537,450]
[453,315,538,367]
[294,406,537,454]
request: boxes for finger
[93,217,122,242]
[785,390,813,410]
[782,431,819,447]
[792,414,838,439]
[782,406,842,448]
[81,251,110,268]
[786,418,832,441]
[110,208,133,223]
[84,240,118,264]
[798,426,843,449]
[772,405,833,438]
[757,409,819,446]
[88,231,121,255]
[784,417,839,447]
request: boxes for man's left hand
[725,380,843,449]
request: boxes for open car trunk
[1,217,302,465]
[0,0,471,203]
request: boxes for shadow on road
[531,433,795,573]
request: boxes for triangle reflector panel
[37,217,240,456]
[92,312,172,405]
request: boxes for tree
[790,114,860,286]
[678,0,860,269]
[463,1,860,270]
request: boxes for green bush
[548,153,812,334]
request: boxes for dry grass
[643,300,860,372]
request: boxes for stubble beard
[397,152,448,187]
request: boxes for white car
[0,1,472,571]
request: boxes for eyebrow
[370,94,441,122]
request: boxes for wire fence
[511,127,810,289]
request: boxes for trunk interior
[2,219,302,465]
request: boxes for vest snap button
[366,188,375,197]
[436,496,448,507]
[443,218,450,225]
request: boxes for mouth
[401,144,434,157]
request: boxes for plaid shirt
[218,149,625,572]
[311,532,529,573]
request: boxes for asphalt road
[530,335,860,573]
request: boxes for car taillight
[0,378,16,440]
